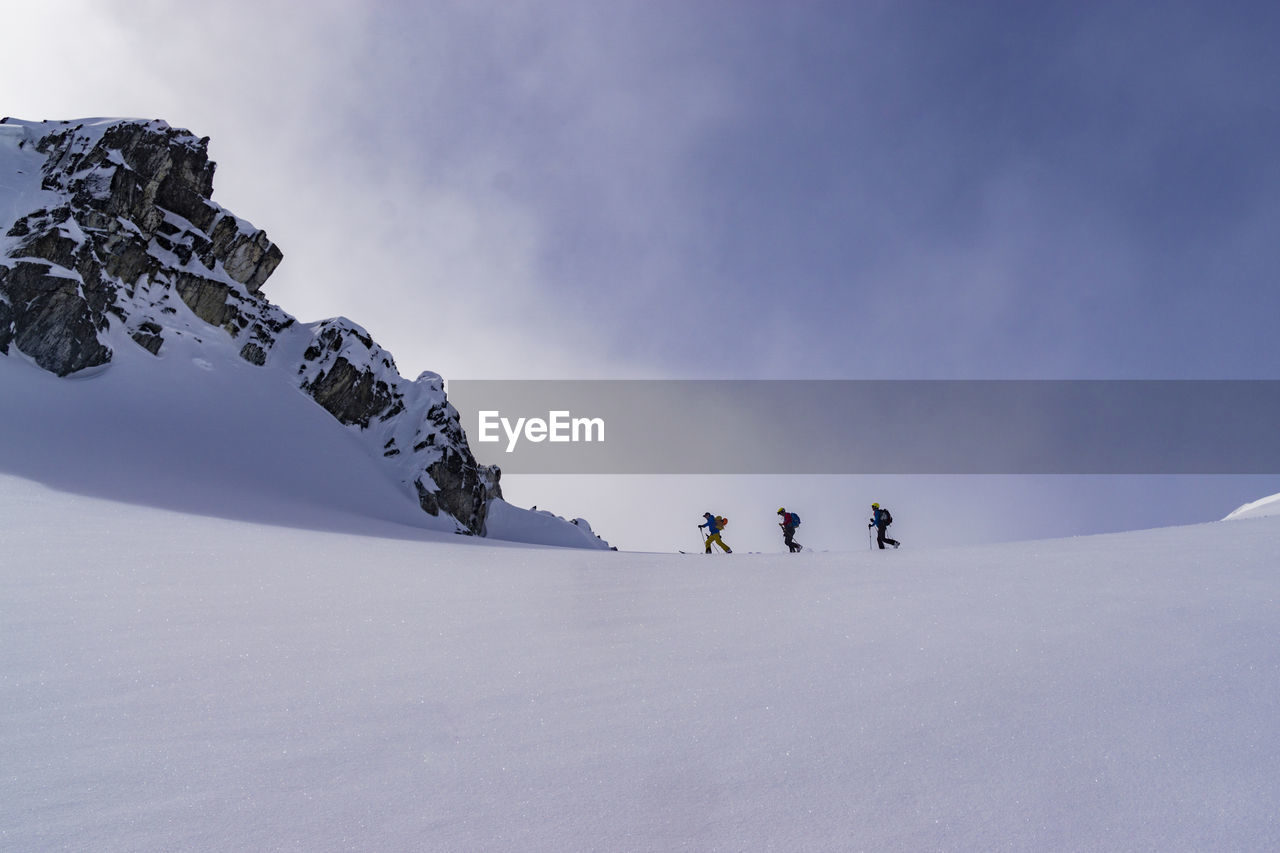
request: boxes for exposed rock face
[0,120,285,376]
[0,259,111,374]
[295,316,500,533]
[0,118,500,535]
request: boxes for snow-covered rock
[0,118,285,375]
[0,117,608,547]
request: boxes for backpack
[790,512,801,527]
[716,516,728,529]
[881,508,893,526]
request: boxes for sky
[5,0,1280,549]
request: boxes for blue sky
[5,1,1279,549]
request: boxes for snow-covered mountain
[0,117,607,548]
[3,472,1278,851]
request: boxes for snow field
[3,475,1278,851]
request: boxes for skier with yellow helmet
[776,507,803,553]
[868,502,900,550]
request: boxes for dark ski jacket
[700,514,723,535]
[872,507,893,528]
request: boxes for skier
[699,512,732,554]
[777,507,803,553]
[868,502,900,550]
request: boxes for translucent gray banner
[446,380,1280,474]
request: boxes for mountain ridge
[0,117,608,548]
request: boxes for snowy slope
[0,343,605,547]
[1225,491,1280,520]
[3,474,1278,851]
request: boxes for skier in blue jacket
[699,512,732,554]
[869,502,900,550]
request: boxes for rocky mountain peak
[0,117,535,539]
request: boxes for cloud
[46,1,743,381]
[9,1,1279,383]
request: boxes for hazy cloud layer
[9,1,1278,380]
